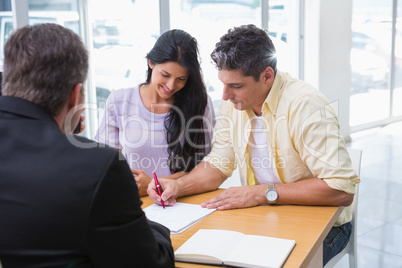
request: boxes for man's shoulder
[280,76,327,105]
[62,134,121,162]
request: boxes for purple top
[95,85,216,178]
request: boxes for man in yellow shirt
[148,24,360,266]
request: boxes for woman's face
[149,60,189,101]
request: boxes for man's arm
[88,152,174,268]
[201,177,353,210]
[202,92,356,210]
[275,178,354,206]
[147,161,227,206]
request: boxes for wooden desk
[142,189,343,268]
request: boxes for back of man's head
[2,23,88,116]
[211,24,277,81]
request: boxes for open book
[175,229,296,268]
[143,203,216,234]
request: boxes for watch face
[267,190,278,201]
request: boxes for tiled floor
[334,121,402,268]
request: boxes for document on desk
[143,202,217,234]
[175,229,296,268]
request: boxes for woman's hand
[147,177,178,207]
[76,113,85,134]
[131,169,152,197]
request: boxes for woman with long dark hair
[95,29,215,196]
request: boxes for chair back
[324,147,362,268]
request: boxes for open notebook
[175,229,296,268]
[143,202,217,234]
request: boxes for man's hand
[201,185,267,210]
[147,178,179,206]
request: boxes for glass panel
[2,0,160,138]
[27,2,80,33]
[393,3,402,116]
[1,21,13,66]
[0,1,80,72]
[0,0,11,71]
[170,0,262,111]
[267,0,297,77]
[90,0,159,124]
[350,0,392,126]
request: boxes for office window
[394,2,402,116]
[350,0,396,126]
[170,0,261,110]
[266,0,299,78]
[0,1,80,75]
[170,0,295,111]
[89,0,159,132]
[0,21,13,65]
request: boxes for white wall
[304,0,353,141]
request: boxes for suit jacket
[0,96,174,268]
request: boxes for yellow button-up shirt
[204,71,360,226]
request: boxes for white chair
[324,148,362,268]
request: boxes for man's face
[218,69,272,115]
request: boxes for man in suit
[0,23,174,268]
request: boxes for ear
[67,83,83,110]
[148,59,155,69]
[263,66,275,84]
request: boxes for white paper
[143,202,217,234]
[225,234,296,268]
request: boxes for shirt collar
[261,71,290,116]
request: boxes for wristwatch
[265,184,278,204]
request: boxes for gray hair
[211,24,277,81]
[2,23,88,116]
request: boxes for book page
[224,234,296,268]
[175,229,245,264]
[143,203,216,234]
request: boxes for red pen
[153,172,165,209]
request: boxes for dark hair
[2,23,88,116]
[211,24,277,81]
[144,29,208,173]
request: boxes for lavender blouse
[94,85,216,178]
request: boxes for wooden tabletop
[141,189,343,268]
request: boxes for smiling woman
[146,61,189,103]
[94,29,216,197]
